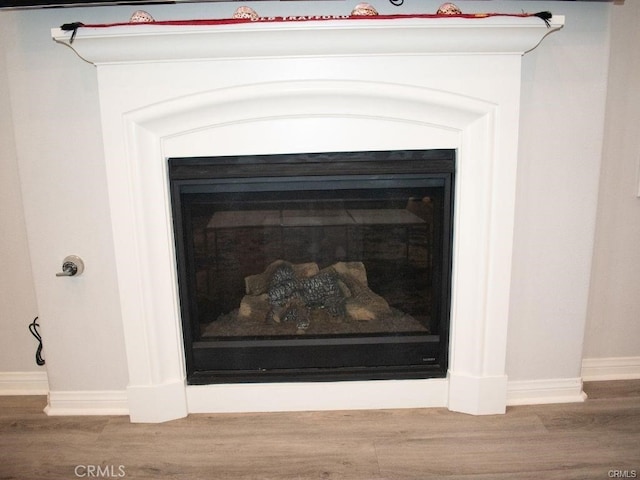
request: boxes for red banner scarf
[61,12,553,43]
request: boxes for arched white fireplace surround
[53,16,564,423]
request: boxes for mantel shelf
[51,15,564,65]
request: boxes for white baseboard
[6,375,601,416]
[507,377,587,406]
[582,356,640,381]
[0,371,49,395]
[45,390,129,416]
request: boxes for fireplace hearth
[170,150,454,384]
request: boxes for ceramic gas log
[212,260,419,335]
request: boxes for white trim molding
[110,78,516,421]
[51,16,564,66]
[187,379,449,414]
[507,378,587,406]
[45,390,129,416]
[0,371,49,395]
[582,356,640,381]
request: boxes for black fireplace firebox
[169,150,454,384]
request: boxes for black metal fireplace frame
[169,150,455,384]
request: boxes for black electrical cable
[389,0,404,5]
[28,317,45,366]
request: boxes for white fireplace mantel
[50,15,565,423]
[52,15,563,64]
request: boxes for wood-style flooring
[1,380,639,479]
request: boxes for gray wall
[0,29,40,373]
[0,0,634,394]
[584,1,640,361]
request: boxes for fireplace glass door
[170,150,454,384]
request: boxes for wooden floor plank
[583,379,640,400]
[1,381,639,479]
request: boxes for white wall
[0,0,616,394]
[584,2,640,364]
